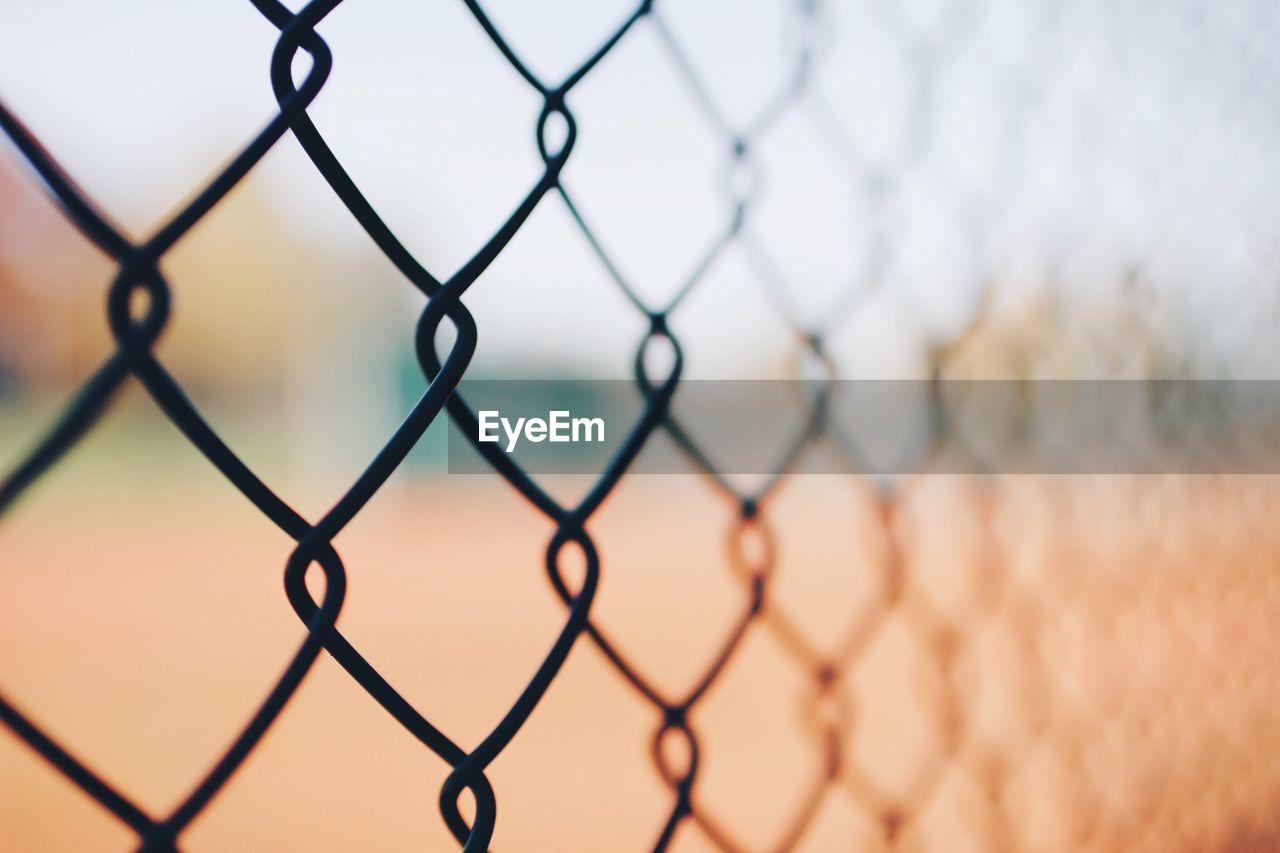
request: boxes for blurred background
[2,0,1280,850]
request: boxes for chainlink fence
[2,0,1280,850]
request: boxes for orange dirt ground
[2,474,1279,852]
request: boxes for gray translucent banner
[444,380,1280,475]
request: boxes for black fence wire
[1,0,1276,851]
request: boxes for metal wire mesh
[2,0,1279,850]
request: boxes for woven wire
[1,0,1273,850]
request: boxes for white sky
[2,0,1279,378]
